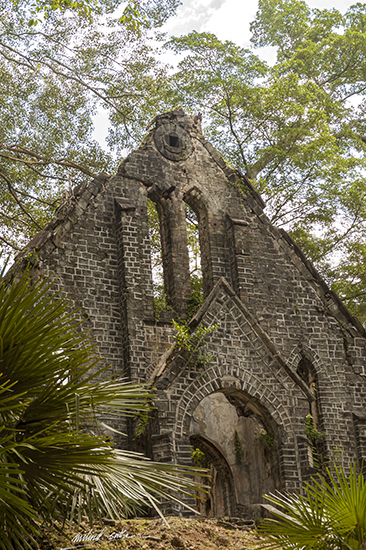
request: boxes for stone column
[157,194,191,319]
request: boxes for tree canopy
[167,1,366,322]
[9,0,179,28]
[0,0,174,253]
[3,0,366,322]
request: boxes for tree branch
[0,170,42,229]
[3,148,97,178]
[0,234,21,251]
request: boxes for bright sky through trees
[92,0,358,146]
[164,0,357,47]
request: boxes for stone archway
[188,389,282,518]
[167,364,305,514]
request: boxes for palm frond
[259,465,366,550]
[0,265,206,548]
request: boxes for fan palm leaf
[0,265,206,549]
[259,464,366,550]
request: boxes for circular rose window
[154,123,192,161]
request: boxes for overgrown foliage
[0,0,175,257]
[0,265,205,549]
[172,319,219,369]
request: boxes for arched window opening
[185,205,204,319]
[147,196,206,319]
[147,195,192,319]
[147,198,166,316]
[297,357,325,468]
[184,189,213,302]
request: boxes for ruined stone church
[18,109,366,518]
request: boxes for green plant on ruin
[234,430,243,464]
[22,249,40,266]
[256,429,276,449]
[265,432,275,448]
[191,447,209,469]
[305,413,326,469]
[172,319,219,369]
[305,414,326,443]
[186,275,204,321]
[154,288,173,322]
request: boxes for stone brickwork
[15,108,366,517]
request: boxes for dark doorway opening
[190,434,235,517]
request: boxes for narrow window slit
[185,204,204,319]
[147,199,165,313]
[297,357,324,468]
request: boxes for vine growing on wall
[172,319,220,369]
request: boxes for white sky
[93,0,358,147]
[163,0,356,48]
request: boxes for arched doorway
[190,434,235,517]
[189,390,282,517]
